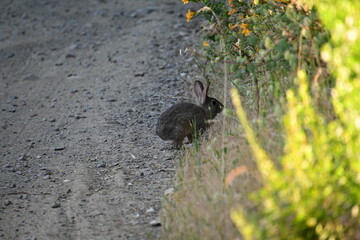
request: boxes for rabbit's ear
[204,82,210,97]
[195,81,208,105]
[194,81,204,100]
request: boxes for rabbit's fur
[156,81,223,148]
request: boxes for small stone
[43,175,51,180]
[18,194,28,200]
[7,52,15,58]
[134,72,146,77]
[4,200,12,206]
[105,98,116,102]
[67,76,82,80]
[22,74,40,81]
[74,115,86,119]
[54,146,65,151]
[146,207,154,213]
[96,161,106,168]
[65,54,76,58]
[150,218,161,227]
[68,43,79,50]
[18,154,27,161]
[3,164,12,168]
[51,202,61,208]
[164,187,174,196]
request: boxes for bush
[231,0,360,239]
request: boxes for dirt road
[0,0,197,239]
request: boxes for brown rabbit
[156,81,223,148]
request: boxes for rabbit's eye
[211,99,217,106]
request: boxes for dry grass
[161,116,272,239]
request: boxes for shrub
[231,0,360,239]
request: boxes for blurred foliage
[181,0,360,239]
[229,0,360,239]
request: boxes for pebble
[105,98,117,102]
[146,207,154,213]
[65,54,76,58]
[54,146,65,151]
[43,175,51,180]
[22,74,40,81]
[67,76,82,81]
[68,43,79,50]
[4,200,12,206]
[74,115,86,119]
[164,187,174,196]
[149,218,161,227]
[7,52,15,58]
[3,164,12,168]
[134,72,146,77]
[18,154,27,161]
[51,202,61,208]
[96,161,106,168]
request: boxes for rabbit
[156,80,223,148]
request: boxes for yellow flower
[186,9,195,22]
[202,41,210,47]
[242,28,251,36]
[239,23,251,36]
[182,0,189,4]
[239,23,248,29]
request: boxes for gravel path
[0,0,197,239]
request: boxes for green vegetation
[162,0,360,239]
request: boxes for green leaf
[247,36,260,47]
[230,63,240,72]
[276,38,291,53]
[247,63,256,73]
